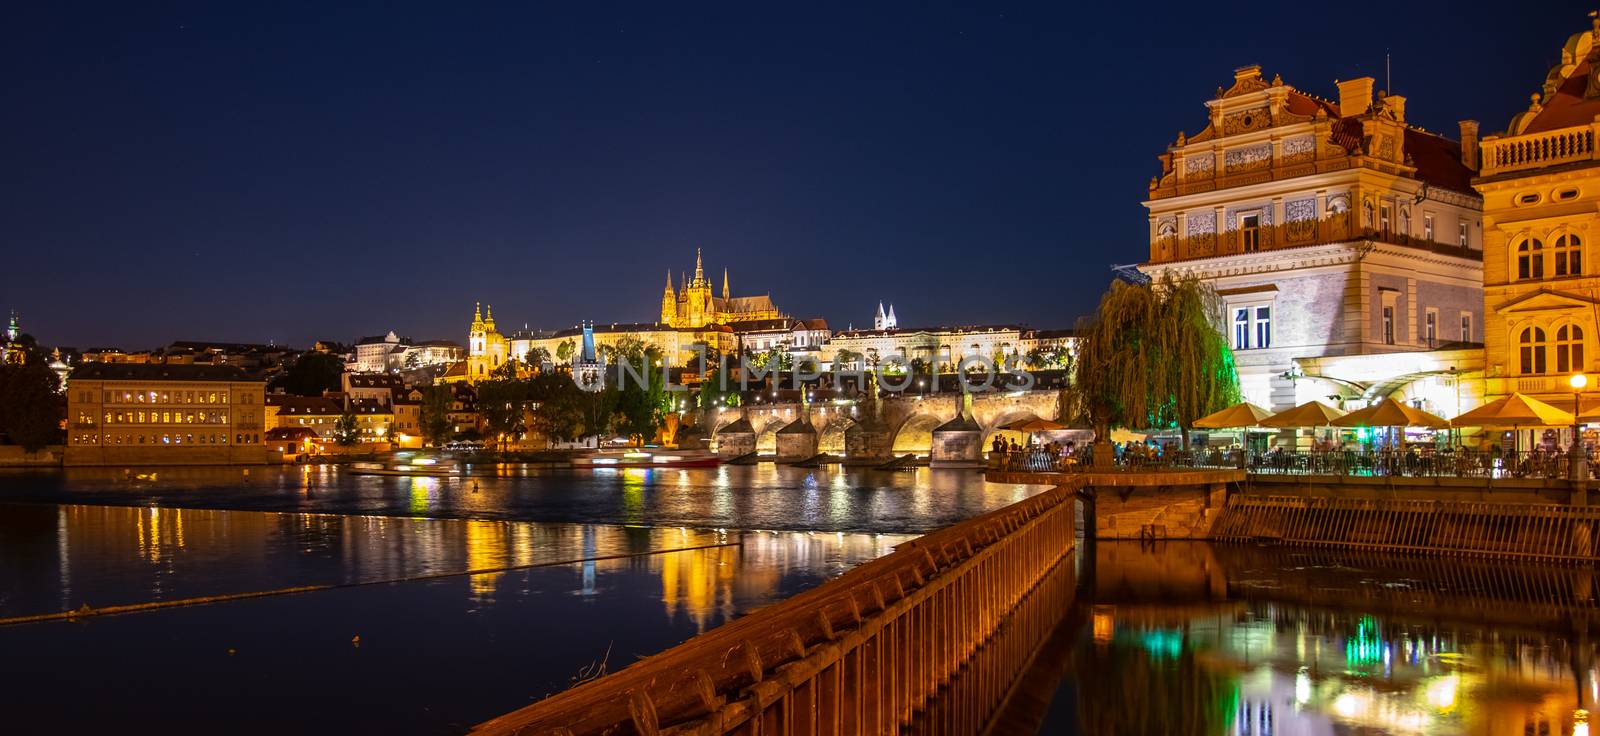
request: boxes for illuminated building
[1139,65,1486,418]
[823,304,1023,369]
[735,319,831,356]
[64,364,268,466]
[2,310,22,364]
[1474,14,1600,408]
[660,249,784,328]
[352,332,463,374]
[466,303,510,381]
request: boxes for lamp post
[1571,373,1589,484]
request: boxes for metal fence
[993,447,1589,480]
[1212,495,1600,562]
[471,475,1084,736]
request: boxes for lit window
[1240,213,1261,253]
[1233,308,1249,350]
[1382,306,1396,345]
[1461,314,1473,342]
[1555,233,1583,277]
[1520,326,1548,375]
[1459,222,1469,247]
[1254,306,1271,349]
[1518,238,1544,280]
[1380,204,1392,235]
[1557,324,1585,373]
[1425,311,1437,348]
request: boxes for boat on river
[570,449,722,469]
[346,455,461,477]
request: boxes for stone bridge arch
[892,414,944,455]
[817,417,853,454]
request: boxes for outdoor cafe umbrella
[1332,397,1449,448]
[1192,402,1275,429]
[1449,392,1573,428]
[1456,392,1576,453]
[1331,397,1450,429]
[1258,401,1346,428]
[998,417,1068,433]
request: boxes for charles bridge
[687,389,1065,466]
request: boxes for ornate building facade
[1475,17,1600,409]
[1140,65,1486,418]
[466,303,510,381]
[661,249,783,328]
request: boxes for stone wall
[0,445,63,467]
[1089,482,1229,541]
[63,445,270,467]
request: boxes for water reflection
[0,502,912,622]
[0,463,1041,533]
[1049,542,1600,736]
[0,501,916,734]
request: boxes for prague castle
[661,249,784,328]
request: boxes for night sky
[4,1,1592,349]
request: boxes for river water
[0,466,1590,734]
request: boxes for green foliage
[832,348,862,368]
[611,354,667,445]
[331,410,361,446]
[0,362,62,451]
[272,352,346,397]
[1067,275,1242,437]
[526,372,587,444]
[526,347,551,370]
[477,379,529,451]
[555,340,575,363]
[490,359,523,381]
[419,385,453,447]
[698,366,741,409]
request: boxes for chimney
[1337,77,1374,116]
[1458,120,1480,170]
[1383,94,1406,123]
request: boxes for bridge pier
[774,418,817,461]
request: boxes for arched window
[1518,238,1545,280]
[1520,326,1549,375]
[1555,233,1583,277]
[1557,324,1586,374]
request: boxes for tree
[0,362,62,451]
[832,349,862,369]
[526,347,552,372]
[526,372,586,445]
[332,409,361,446]
[698,365,740,409]
[419,385,453,447]
[556,339,575,364]
[272,352,345,396]
[490,359,523,381]
[477,379,529,453]
[1068,275,1241,451]
[612,353,668,445]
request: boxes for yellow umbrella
[1259,401,1346,428]
[1192,402,1275,429]
[998,417,1068,433]
[1450,393,1573,428]
[1332,397,1450,429]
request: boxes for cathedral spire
[722,268,729,300]
[665,270,675,295]
[694,248,705,284]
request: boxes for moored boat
[570,449,722,469]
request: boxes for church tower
[722,268,730,300]
[874,302,887,330]
[660,271,677,325]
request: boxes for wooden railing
[1481,123,1599,177]
[472,477,1083,736]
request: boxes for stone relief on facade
[1282,136,1315,163]
[1184,153,1214,177]
[1286,198,1317,242]
[1222,107,1271,135]
[1155,218,1177,260]
[1187,211,1217,255]
[1377,133,1396,161]
[1224,144,1272,174]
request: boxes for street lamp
[1571,372,1589,484]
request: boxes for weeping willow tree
[1067,274,1242,448]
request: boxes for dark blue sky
[4,1,1590,349]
